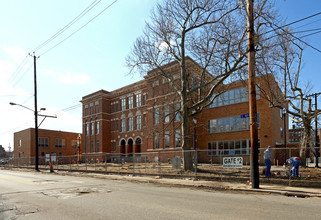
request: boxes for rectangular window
[86,124,89,136]
[96,121,99,135]
[208,139,250,156]
[235,140,241,155]
[39,137,49,148]
[164,105,170,123]
[280,109,283,118]
[111,120,114,131]
[128,96,133,109]
[154,133,159,149]
[207,142,216,156]
[175,130,181,148]
[128,117,133,131]
[136,94,142,107]
[55,138,65,149]
[143,114,146,127]
[164,131,170,148]
[208,113,260,134]
[121,98,126,111]
[210,85,259,109]
[96,140,99,152]
[154,108,159,125]
[72,140,78,150]
[175,103,180,121]
[136,115,141,130]
[91,141,94,153]
[241,140,247,155]
[111,142,116,152]
[18,139,22,147]
[121,119,126,132]
[143,95,147,105]
[91,123,94,135]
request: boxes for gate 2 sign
[223,157,243,168]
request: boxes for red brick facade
[14,128,81,159]
[81,58,287,163]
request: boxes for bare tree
[258,29,321,166]
[127,0,278,170]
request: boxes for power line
[268,20,321,54]
[40,0,119,56]
[8,55,29,83]
[11,62,33,87]
[277,11,321,30]
[31,0,102,53]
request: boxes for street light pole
[283,108,287,164]
[77,134,81,163]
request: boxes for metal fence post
[220,150,223,181]
[132,154,134,176]
[105,154,107,174]
[85,155,87,172]
[158,151,161,176]
[194,149,198,180]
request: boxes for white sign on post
[223,157,243,168]
[45,154,50,162]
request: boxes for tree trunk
[300,125,311,167]
[180,55,193,171]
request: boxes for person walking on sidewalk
[264,146,273,177]
[287,156,301,177]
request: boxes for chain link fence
[1,147,320,187]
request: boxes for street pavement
[1,168,321,220]
[2,167,321,198]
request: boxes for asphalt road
[0,170,320,220]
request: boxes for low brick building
[13,128,82,161]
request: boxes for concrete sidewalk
[53,170,321,198]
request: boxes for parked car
[0,158,9,164]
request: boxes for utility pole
[32,53,39,171]
[284,45,287,165]
[314,93,320,168]
[307,92,321,168]
[247,0,259,189]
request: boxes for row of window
[154,130,181,149]
[209,85,260,108]
[110,115,145,132]
[111,94,147,113]
[154,104,180,125]
[207,139,260,156]
[85,140,100,153]
[86,121,100,136]
[208,113,260,134]
[289,131,303,137]
[38,137,78,149]
[289,138,301,143]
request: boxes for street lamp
[10,102,53,171]
[77,134,81,163]
[283,108,287,164]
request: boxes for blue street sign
[240,113,249,118]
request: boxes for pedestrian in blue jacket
[287,157,301,177]
[264,146,272,177]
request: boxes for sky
[1,0,321,151]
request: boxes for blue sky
[1,0,321,151]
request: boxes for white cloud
[41,68,91,85]
[0,45,27,64]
